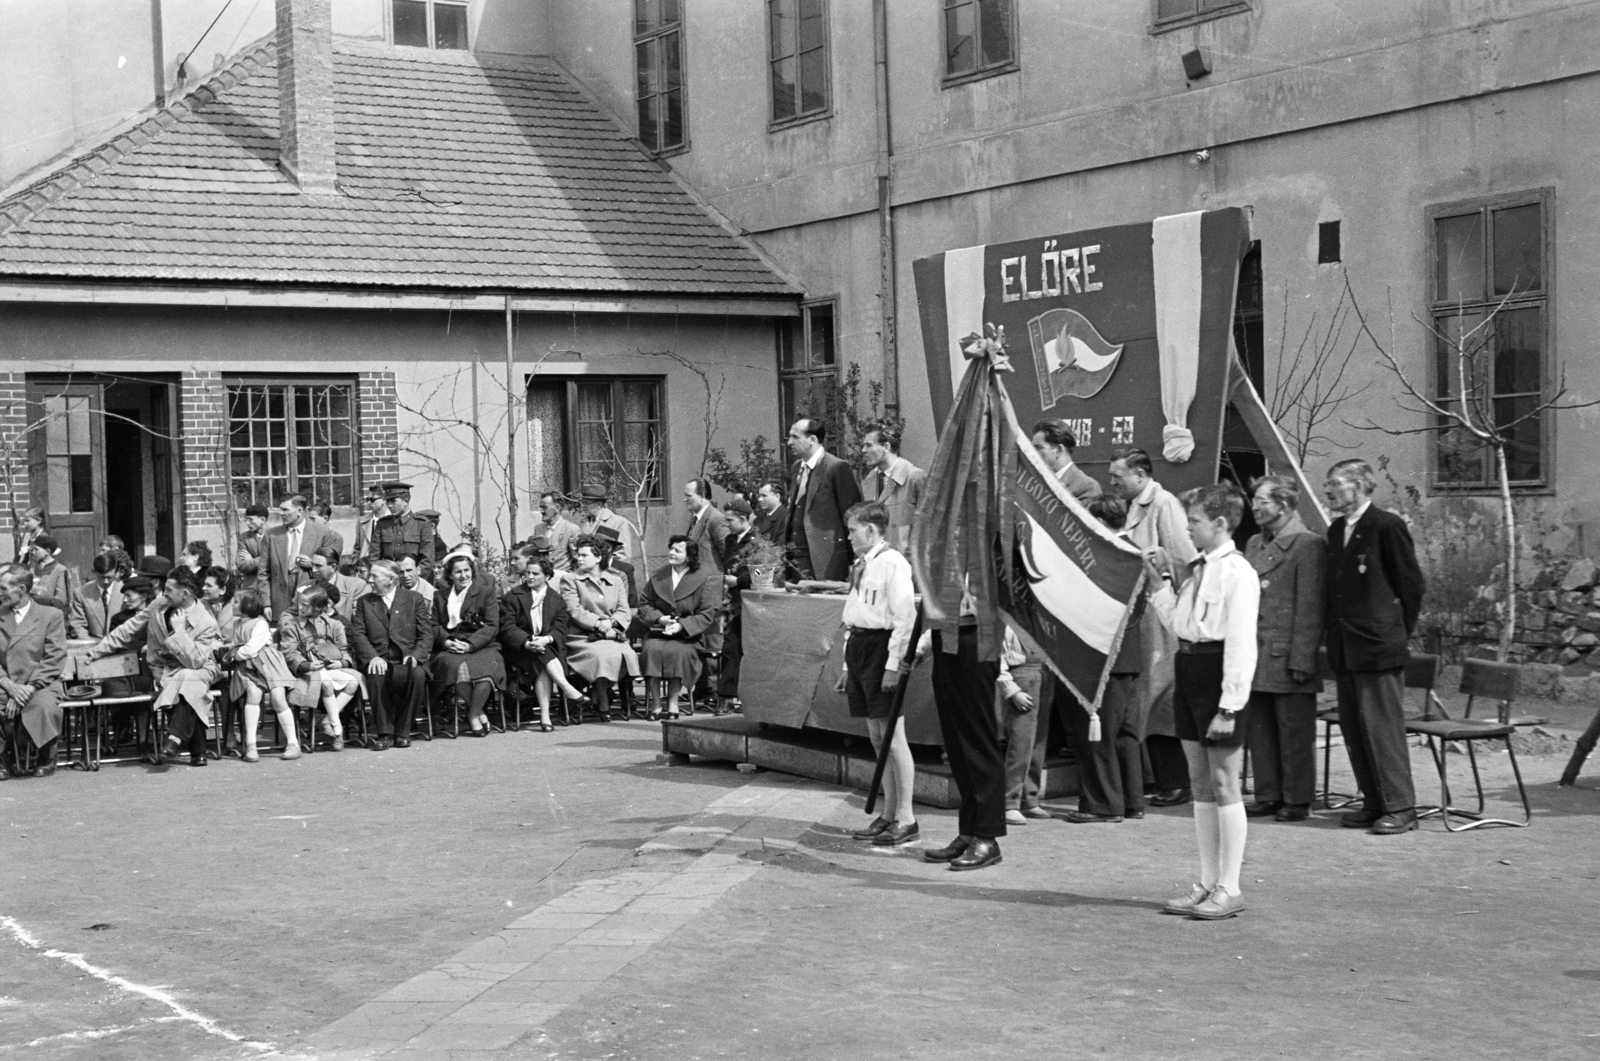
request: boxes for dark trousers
[718,614,743,699]
[368,660,429,737]
[1145,734,1190,791]
[165,703,210,758]
[932,627,1006,840]
[1334,667,1415,813]
[1071,674,1145,816]
[1246,691,1318,807]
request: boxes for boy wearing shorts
[1145,484,1260,920]
[835,501,920,847]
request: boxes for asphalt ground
[2,691,1598,1060]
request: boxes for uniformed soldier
[368,482,436,565]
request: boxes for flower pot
[750,565,780,591]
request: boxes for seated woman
[0,564,68,778]
[637,536,723,721]
[560,535,639,720]
[499,544,590,732]
[430,553,504,736]
[226,589,301,762]
[282,585,363,751]
[200,565,236,629]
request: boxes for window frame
[1424,187,1556,494]
[387,0,472,51]
[224,376,362,513]
[941,0,1019,89]
[778,298,840,436]
[767,0,832,130]
[1149,0,1251,34]
[559,377,669,503]
[633,0,690,156]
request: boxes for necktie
[796,461,811,502]
[289,527,302,567]
[849,556,866,593]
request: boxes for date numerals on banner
[1111,416,1136,446]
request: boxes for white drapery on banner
[1151,211,1204,463]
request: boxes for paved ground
[2,691,1599,1061]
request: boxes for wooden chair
[1405,659,1532,831]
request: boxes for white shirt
[670,567,687,591]
[235,616,272,659]
[11,600,31,627]
[526,585,547,634]
[797,447,826,497]
[1340,500,1373,549]
[381,589,397,610]
[446,585,468,628]
[840,542,917,673]
[1148,541,1260,712]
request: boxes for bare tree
[1267,277,1372,465]
[1344,272,1600,661]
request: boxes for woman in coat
[499,545,590,731]
[637,535,722,720]
[560,535,639,720]
[430,554,504,736]
[1243,475,1326,821]
[281,585,365,751]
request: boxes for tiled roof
[0,43,798,297]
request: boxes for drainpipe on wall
[873,0,899,417]
[505,298,518,545]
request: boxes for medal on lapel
[1358,553,1368,575]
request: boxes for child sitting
[227,589,302,762]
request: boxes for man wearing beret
[368,482,436,566]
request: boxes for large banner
[913,208,1251,495]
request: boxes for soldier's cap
[579,483,609,501]
[725,498,753,517]
[593,525,622,546]
[379,481,413,499]
[415,509,441,522]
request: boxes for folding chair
[91,694,156,765]
[151,690,224,764]
[58,698,96,771]
[1318,652,1440,809]
[299,681,371,751]
[1405,659,1532,831]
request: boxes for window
[944,0,1015,83]
[1318,220,1341,265]
[227,380,358,508]
[391,0,469,50]
[634,0,686,153]
[1429,191,1551,488]
[528,379,666,501]
[769,0,828,125]
[42,395,94,514]
[1153,0,1249,31]
[778,300,837,432]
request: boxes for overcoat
[1245,515,1326,694]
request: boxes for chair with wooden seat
[1319,652,1442,809]
[1405,658,1532,831]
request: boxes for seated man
[350,559,432,750]
[0,564,68,777]
[69,552,125,639]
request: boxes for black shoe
[33,762,57,778]
[1275,804,1310,822]
[950,837,1002,871]
[1124,809,1146,820]
[1149,788,1193,807]
[873,821,921,846]
[1062,810,1122,824]
[852,816,892,840]
[1244,800,1283,817]
[373,736,393,751]
[923,835,973,863]
[1341,808,1382,828]
[1369,809,1418,835]
[466,728,487,738]
[393,737,412,748]
[188,753,207,767]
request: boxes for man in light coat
[860,425,927,551]
[262,494,336,619]
[0,564,68,777]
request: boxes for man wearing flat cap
[368,482,436,566]
[578,483,640,567]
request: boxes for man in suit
[0,564,68,777]
[860,425,927,551]
[310,546,368,623]
[68,552,124,639]
[350,559,432,750]
[534,491,581,571]
[261,494,335,619]
[309,501,346,563]
[684,478,731,575]
[578,484,640,566]
[1109,446,1199,806]
[752,481,788,544]
[718,498,757,713]
[1031,420,1100,503]
[1323,458,1425,835]
[352,488,386,565]
[784,418,862,582]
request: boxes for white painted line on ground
[0,915,274,1052]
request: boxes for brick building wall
[358,371,399,487]
[179,369,231,531]
[0,372,28,536]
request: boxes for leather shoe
[1244,800,1283,817]
[852,815,892,840]
[33,762,57,778]
[188,753,207,767]
[1341,808,1382,828]
[1004,808,1028,826]
[949,837,1002,871]
[1061,810,1122,824]
[1189,886,1246,920]
[1274,804,1310,822]
[872,821,920,847]
[1369,810,1418,835]
[1162,882,1209,915]
[1020,805,1052,820]
[923,835,973,863]
[1149,788,1192,807]
[372,736,393,751]
[1124,809,1146,820]
[393,737,412,748]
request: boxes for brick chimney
[276,0,337,194]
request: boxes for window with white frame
[634,0,686,153]
[227,380,359,508]
[391,0,469,50]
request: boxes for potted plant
[743,534,787,592]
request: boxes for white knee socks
[1193,801,1220,889]
[1216,801,1247,896]
[890,732,916,824]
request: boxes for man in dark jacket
[753,481,789,545]
[718,498,758,713]
[350,559,432,749]
[1323,459,1425,835]
[784,418,862,582]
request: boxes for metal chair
[90,694,157,765]
[58,698,96,771]
[1405,659,1532,831]
[299,681,372,752]
[151,689,224,764]
[1318,652,1440,809]
[437,677,505,737]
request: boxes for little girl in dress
[227,589,302,762]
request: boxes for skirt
[565,633,639,684]
[229,645,299,702]
[643,637,703,685]
[429,645,507,689]
[290,667,366,709]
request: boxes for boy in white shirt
[1145,483,1260,920]
[834,501,920,847]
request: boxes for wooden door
[26,381,106,580]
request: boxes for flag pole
[864,610,924,818]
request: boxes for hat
[416,509,441,522]
[528,534,552,554]
[725,498,753,517]
[32,533,59,553]
[138,555,174,578]
[593,525,622,546]
[122,576,155,597]
[580,483,609,501]
[379,481,413,499]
